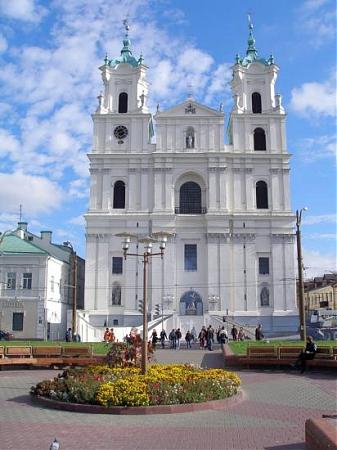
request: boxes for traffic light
[138,300,144,313]
[223,316,226,322]
[154,303,161,318]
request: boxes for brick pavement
[0,348,335,450]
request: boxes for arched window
[254,128,266,151]
[179,181,202,214]
[118,92,128,113]
[252,92,262,113]
[112,282,121,305]
[256,181,268,209]
[260,287,270,307]
[185,127,195,149]
[113,180,125,209]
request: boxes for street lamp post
[64,241,77,339]
[116,231,173,375]
[296,208,307,342]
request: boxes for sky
[0,0,336,278]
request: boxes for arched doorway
[179,291,203,315]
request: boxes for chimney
[41,230,52,243]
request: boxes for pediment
[156,99,223,118]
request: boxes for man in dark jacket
[255,324,264,341]
[295,336,317,373]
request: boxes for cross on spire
[123,18,130,37]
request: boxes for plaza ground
[0,348,336,450]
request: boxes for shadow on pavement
[200,352,224,369]
[8,394,34,406]
[264,443,305,450]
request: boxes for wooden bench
[247,346,278,359]
[0,346,4,359]
[314,346,334,360]
[235,345,337,369]
[5,346,32,358]
[278,346,304,360]
[332,346,337,360]
[62,346,92,358]
[32,346,62,357]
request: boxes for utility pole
[296,208,307,342]
[72,250,77,337]
[64,241,77,338]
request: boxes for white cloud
[296,134,337,162]
[290,74,336,118]
[0,129,20,157]
[303,248,337,279]
[68,179,89,199]
[0,33,8,53]
[0,0,47,23]
[298,0,336,47]
[0,171,64,215]
[307,233,337,240]
[303,214,337,225]
[205,63,232,104]
[68,215,85,226]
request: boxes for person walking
[198,326,206,349]
[108,328,116,343]
[185,330,193,349]
[169,329,176,349]
[294,336,317,373]
[151,329,158,349]
[191,326,197,342]
[231,325,238,341]
[238,327,245,341]
[255,324,264,341]
[219,326,228,349]
[175,328,182,350]
[206,325,214,351]
[160,329,167,348]
[65,328,72,342]
[103,327,111,343]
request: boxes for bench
[314,346,334,360]
[332,346,337,360]
[278,346,304,360]
[247,346,278,359]
[32,346,62,357]
[5,346,32,358]
[0,346,4,359]
[62,346,92,357]
[226,345,337,370]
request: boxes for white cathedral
[82,22,298,340]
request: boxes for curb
[32,390,244,415]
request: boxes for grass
[0,341,109,355]
[229,339,337,355]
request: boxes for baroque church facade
[83,22,298,338]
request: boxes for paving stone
[0,350,335,449]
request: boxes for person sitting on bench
[295,336,317,373]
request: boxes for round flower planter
[32,390,244,415]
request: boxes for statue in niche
[186,131,194,149]
[186,300,197,315]
[260,287,269,307]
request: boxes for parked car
[0,330,14,341]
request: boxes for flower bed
[31,364,241,408]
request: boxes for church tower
[84,22,154,324]
[82,20,298,341]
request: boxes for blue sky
[0,0,336,278]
